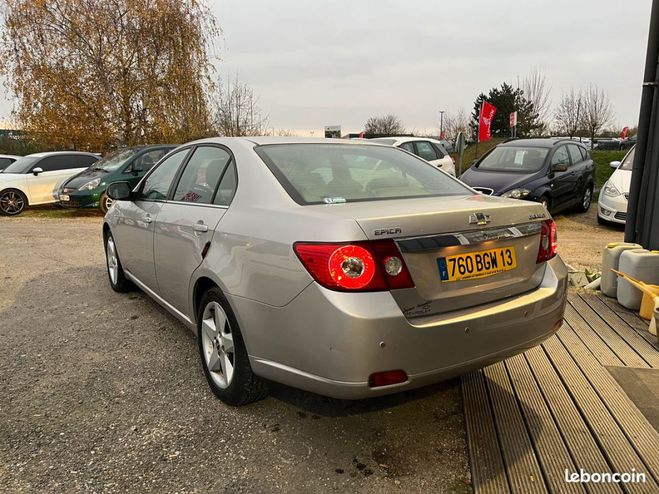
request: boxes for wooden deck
[463,291,659,494]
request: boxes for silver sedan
[103,137,567,405]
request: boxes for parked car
[0,154,21,172]
[369,136,456,175]
[103,137,567,405]
[58,145,176,212]
[620,135,637,150]
[594,138,622,150]
[598,145,634,225]
[460,138,595,214]
[0,151,99,215]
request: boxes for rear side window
[415,141,438,161]
[567,144,583,165]
[0,157,15,168]
[432,143,447,159]
[214,162,237,206]
[255,144,470,205]
[172,146,231,204]
[400,142,415,153]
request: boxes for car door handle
[142,215,153,223]
[193,222,209,233]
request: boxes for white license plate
[59,194,70,201]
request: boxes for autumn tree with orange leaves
[0,0,218,151]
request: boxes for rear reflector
[368,370,408,388]
[536,219,558,263]
[294,240,414,292]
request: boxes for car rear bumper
[231,255,568,399]
[598,195,627,224]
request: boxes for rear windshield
[477,146,549,173]
[255,143,470,205]
[620,147,635,171]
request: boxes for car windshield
[91,148,138,172]
[477,146,549,173]
[256,143,471,205]
[1,156,40,174]
[620,147,635,171]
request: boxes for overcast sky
[0,0,652,135]
[212,0,651,135]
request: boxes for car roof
[0,154,21,159]
[26,151,100,158]
[500,138,581,149]
[188,136,385,147]
[371,136,443,145]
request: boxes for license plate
[59,194,69,202]
[437,247,517,282]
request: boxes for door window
[551,146,570,167]
[431,143,447,159]
[0,157,15,168]
[172,146,231,204]
[567,144,583,165]
[400,142,415,153]
[214,162,237,206]
[415,141,438,161]
[139,149,189,200]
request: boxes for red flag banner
[479,101,497,142]
[621,126,629,139]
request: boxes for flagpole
[476,101,483,159]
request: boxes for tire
[0,189,27,216]
[577,185,593,212]
[539,195,551,213]
[104,231,133,292]
[99,192,113,214]
[597,214,608,226]
[197,287,268,406]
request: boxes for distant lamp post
[439,110,445,139]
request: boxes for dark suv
[460,138,595,214]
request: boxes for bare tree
[522,68,551,136]
[212,77,269,136]
[582,85,614,145]
[554,89,584,138]
[442,108,470,142]
[364,114,405,135]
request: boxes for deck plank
[524,345,623,494]
[462,370,511,494]
[563,303,625,367]
[542,335,658,494]
[556,324,659,483]
[568,296,650,368]
[579,292,659,366]
[504,354,585,494]
[483,363,548,494]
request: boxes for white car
[0,154,21,172]
[598,145,634,225]
[370,137,456,175]
[0,151,99,215]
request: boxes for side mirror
[106,181,132,201]
[610,161,621,169]
[551,162,568,172]
[32,167,43,176]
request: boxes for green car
[58,145,176,212]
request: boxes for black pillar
[625,0,659,248]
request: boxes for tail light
[368,370,408,387]
[536,219,558,263]
[293,240,414,292]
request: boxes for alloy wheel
[101,195,113,213]
[201,301,235,389]
[582,188,592,210]
[106,236,119,285]
[0,190,25,215]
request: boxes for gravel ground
[0,216,471,493]
[553,206,624,271]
